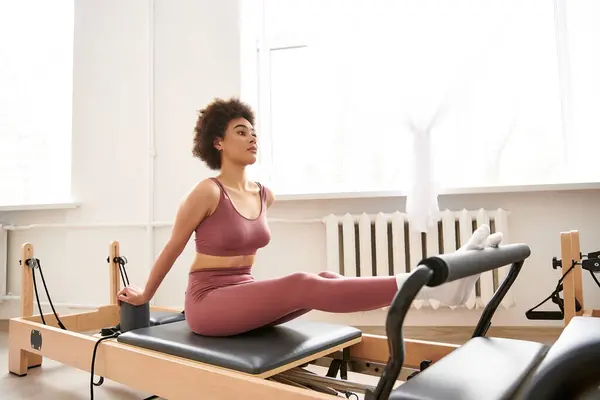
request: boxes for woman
[117,97,503,337]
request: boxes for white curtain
[253,0,598,224]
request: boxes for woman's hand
[117,285,149,306]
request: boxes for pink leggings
[184,267,399,337]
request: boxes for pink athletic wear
[194,178,271,257]
[184,178,399,337]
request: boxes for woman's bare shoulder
[261,183,275,208]
[181,178,222,214]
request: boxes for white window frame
[241,0,309,187]
[0,1,75,209]
[243,0,598,200]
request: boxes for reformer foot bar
[8,238,600,399]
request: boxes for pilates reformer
[8,238,600,399]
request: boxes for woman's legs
[187,271,399,336]
[263,271,346,327]
[317,271,345,279]
[186,224,503,337]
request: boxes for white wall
[2,0,600,329]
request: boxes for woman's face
[215,117,258,167]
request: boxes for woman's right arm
[117,179,219,305]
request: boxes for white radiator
[323,208,512,310]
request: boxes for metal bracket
[325,347,351,380]
[406,359,432,380]
[106,256,128,264]
[552,257,562,269]
[582,258,600,273]
[30,329,42,351]
[19,258,39,269]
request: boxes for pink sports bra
[194,178,271,257]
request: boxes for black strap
[90,333,119,398]
[90,332,161,400]
[588,269,600,289]
[118,256,129,286]
[107,255,130,287]
[526,260,581,320]
[525,287,581,320]
[27,258,66,330]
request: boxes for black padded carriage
[517,316,600,400]
[117,319,362,375]
[389,336,549,400]
[390,316,600,400]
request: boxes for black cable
[588,270,600,290]
[90,332,120,399]
[90,331,160,400]
[31,268,46,325]
[117,256,130,287]
[28,258,66,330]
[34,259,66,330]
[558,260,577,286]
[526,260,577,320]
[118,266,127,288]
[91,255,128,398]
[525,258,593,320]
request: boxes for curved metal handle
[365,266,434,400]
[419,243,531,287]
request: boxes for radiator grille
[323,208,512,309]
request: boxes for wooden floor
[0,319,564,399]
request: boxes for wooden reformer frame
[8,241,459,399]
[560,230,600,327]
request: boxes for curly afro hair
[192,97,255,170]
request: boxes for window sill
[274,181,600,201]
[0,201,81,212]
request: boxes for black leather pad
[534,316,600,372]
[390,336,549,400]
[519,316,600,399]
[149,310,185,326]
[117,319,361,375]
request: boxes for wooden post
[560,231,577,326]
[20,243,34,318]
[558,230,600,325]
[570,230,584,317]
[9,243,43,373]
[109,241,120,304]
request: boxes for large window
[0,1,74,206]
[242,0,600,196]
